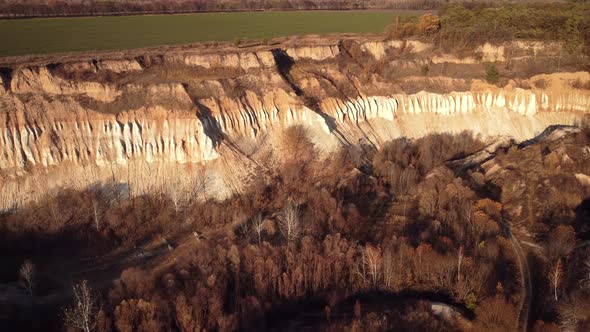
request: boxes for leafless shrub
[534,79,547,89]
[475,295,517,331]
[579,257,590,290]
[279,201,301,244]
[251,214,266,247]
[356,244,382,288]
[557,296,590,332]
[64,280,97,332]
[572,79,590,90]
[19,260,35,295]
[548,259,563,302]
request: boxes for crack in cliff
[195,103,224,147]
[182,83,224,148]
[303,68,375,147]
[180,83,267,173]
[270,48,351,146]
[0,67,12,91]
[270,48,300,95]
[307,69,354,100]
[338,40,365,70]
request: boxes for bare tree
[187,169,210,204]
[560,313,578,332]
[251,214,266,247]
[387,166,417,195]
[463,201,480,250]
[64,280,97,332]
[238,220,250,237]
[166,172,185,215]
[356,244,382,287]
[548,259,563,302]
[91,198,101,231]
[382,250,395,289]
[365,245,382,287]
[19,260,35,295]
[169,185,181,214]
[279,201,301,244]
[579,256,590,290]
[558,298,586,332]
[457,246,464,282]
[546,225,576,263]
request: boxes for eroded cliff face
[0,38,588,209]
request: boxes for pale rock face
[362,41,389,60]
[3,79,586,210]
[510,40,562,57]
[428,41,561,64]
[576,173,590,187]
[476,43,506,62]
[2,81,588,176]
[97,60,142,73]
[10,67,121,102]
[431,43,505,64]
[361,40,430,60]
[431,55,478,64]
[0,39,588,209]
[165,51,276,70]
[287,45,340,61]
[236,53,262,70]
[0,107,218,171]
[405,40,432,53]
[165,53,211,68]
[255,51,276,67]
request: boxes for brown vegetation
[2,125,589,331]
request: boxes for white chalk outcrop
[2,76,588,175]
[0,39,588,209]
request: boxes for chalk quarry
[0,37,588,209]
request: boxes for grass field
[0,11,419,57]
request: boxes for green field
[0,11,417,57]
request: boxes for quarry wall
[0,38,588,209]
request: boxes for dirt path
[500,217,532,332]
[510,233,532,332]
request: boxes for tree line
[0,0,443,18]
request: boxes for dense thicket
[4,127,590,331]
[385,3,590,55]
[439,3,590,54]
